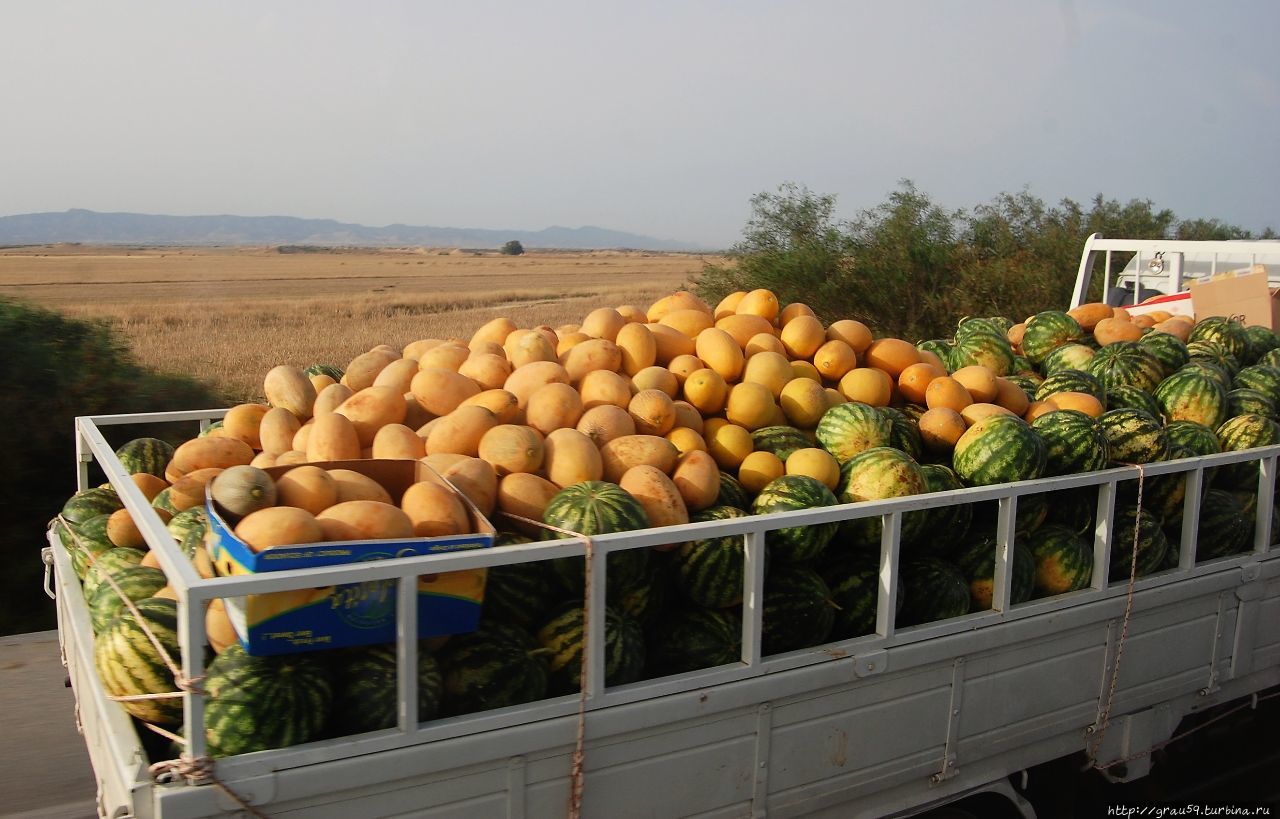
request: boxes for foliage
[697,181,1276,341]
[500,240,525,256]
[0,299,224,634]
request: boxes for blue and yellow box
[205,460,495,656]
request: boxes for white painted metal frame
[59,409,1280,816]
[1069,233,1280,308]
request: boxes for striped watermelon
[1183,489,1253,561]
[1186,340,1240,378]
[1045,487,1097,538]
[1098,408,1168,465]
[647,606,741,676]
[330,643,443,734]
[815,401,893,464]
[1105,385,1164,420]
[61,487,123,529]
[198,420,224,438]
[817,550,894,639]
[835,447,927,550]
[1154,366,1228,429]
[902,464,972,556]
[752,475,839,564]
[953,535,1035,610]
[1041,343,1096,376]
[953,415,1046,487]
[114,437,175,478]
[899,557,971,626]
[1165,419,1223,457]
[203,644,332,757]
[1086,342,1165,394]
[1138,331,1190,376]
[82,547,147,601]
[674,505,751,608]
[1232,364,1280,401]
[87,566,168,633]
[93,597,183,725]
[1027,524,1093,596]
[971,490,1049,539]
[1189,316,1249,361]
[1215,413,1280,490]
[1227,388,1277,421]
[1181,359,1234,391]
[538,604,645,695]
[1035,369,1105,402]
[761,566,834,655]
[543,481,650,599]
[167,506,208,545]
[880,406,923,461]
[438,622,550,715]
[949,328,1014,375]
[716,472,751,511]
[918,339,955,369]
[1022,311,1083,366]
[751,425,811,462]
[304,363,345,381]
[1261,348,1280,370]
[1005,375,1041,402]
[481,535,561,631]
[1242,326,1280,365]
[1109,506,1168,581]
[1010,356,1038,378]
[618,558,672,635]
[1031,410,1110,476]
[63,514,113,581]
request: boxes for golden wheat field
[0,245,710,402]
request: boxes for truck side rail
[1070,234,1280,308]
[60,409,1280,811]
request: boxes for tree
[500,240,525,256]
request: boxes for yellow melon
[371,358,422,394]
[504,361,571,409]
[665,426,707,457]
[629,389,677,437]
[578,369,633,410]
[580,307,627,341]
[838,368,893,406]
[543,428,604,487]
[619,465,689,529]
[599,434,680,483]
[647,323,696,364]
[741,351,793,398]
[993,377,1031,417]
[410,368,482,417]
[779,302,816,325]
[170,437,254,480]
[715,313,775,348]
[660,308,716,339]
[682,367,729,415]
[744,331,787,358]
[706,422,753,470]
[615,322,657,376]
[221,403,270,450]
[960,403,1016,426]
[275,465,339,514]
[1049,391,1104,418]
[647,290,711,323]
[457,353,513,392]
[779,377,829,428]
[576,404,636,447]
[694,327,745,383]
[779,314,825,360]
[429,456,498,517]
[812,339,857,381]
[735,288,780,322]
[344,349,399,392]
[328,469,394,504]
[263,365,317,420]
[235,506,325,551]
[335,385,408,447]
[897,362,946,405]
[631,365,680,397]
[313,383,355,417]
[317,500,414,542]
[426,405,500,457]
[670,449,720,511]
[129,472,168,502]
[477,425,545,476]
[470,317,519,348]
[259,406,303,456]
[460,389,521,424]
[671,400,704,434]
[403,338,445,361]
[666,353,705,384]
[826,319,873,353]
[918,408,967,452]
[525,382,585,435]
[370,423,426,460]
[616,304,647,324]
[401,481,471,538]
[784,448,840,491]
[725,382,777,431]
[305,412,362,462]
[738,451,785,495]
[713,291,746,320]
[1067,302,1113,332]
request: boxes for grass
[1,246,706,401]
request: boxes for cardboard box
[1127,290,1194,318]
[205,460,495,656]
[1187,268,1280,331]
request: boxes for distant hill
[0,209,707,251]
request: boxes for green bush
[697,181,1273,342]
[0,299,224,635]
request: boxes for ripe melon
[275,465,339,515]
[328,469,394,504]
[543,428,604,488]
[629,389,677,437]
[496,472,562,530]
[457,353,513,391]
[305,412,362,462]
[578,369,633,410]
[317,501,415,542]
[234,507,325,552]
[411,368,482,417]
[576,405,636,447]
[427,405,500,457]
[401,481,471,538]
[600,434,680,483]
[263,366,317,420]
[561,338,623,382]
[371,358,422,393]
[619,465,689,529]
[780,315,825,360]
[336,385,408,447]
[525,383,585,435]
[580,307,627,341]
[670,449,720,511]
[716,313,775,348]
[478,425,545,476]
[259,407,303,456]
[371,423,427,460]
[695,328,745,382]
[615,322,657,376]
[210,465,278,520]
[631,366,679,398]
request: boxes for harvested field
[0,245,710,401]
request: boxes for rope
[498,512,598,819]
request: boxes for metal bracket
[932,657,965,784]
[42,546,56,600]
[853,649,887,678]
[1239,562,1262,585]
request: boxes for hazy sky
[3,1,1277,247]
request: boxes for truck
[45,236,1280,818]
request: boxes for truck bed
[51,411,1280,818]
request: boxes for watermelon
[898,557,971,627]
[880,406,923,461]
[481,535,561,631]
[1242,326,1280,366]
[329,643,443,735]
[918,339,955,369]
[953,534,1035,611]
[82,547,147,601]
[902,464,972,556]
[1041,343,1096,376]
[1035,369,1105,403]
[1026,524,1093,597]
[618,558,672,635]
[87,566,168,633]
[203,643,332,757]
[1005,374,1041,402]
[1044,487,1097,538]
[971,491,1049,538]
[542,481,650,599]
[62,513,113,581]
[114,437,175,478]
[538,604,645,695]
[1021,311,1083,366]
[61,487,123,528]
[167,506,208,545]
[1031,410,1110,476]
[673,505,751,608]
[1186,340,1240,379]
[1259,348,1280,370]
[752,475,839,564]
[1232,364,1280,401]
[1184,489,1253,562]
[716,472,751,511]
[949,328,1014,375]
[818,550,895,639]
[198,420,224,438]
[1189,316,1249,361]
[751,426,811,462]
[438,622,550,715]
[647,606,741,676]
[1138,331,1190,377]
[815,401,893,464]
[304,363,345,381]
[1109,506,1168,581]
[1010,356,1038,378]
[1105,384,1164,419]
[1098,408,1168,465]
[93,597,183,725]
[1154,367,1228,429]
[1227,388,1277,421]
[835,447,927,550]
[1165,419,1222,457]
[1214,413,1280,491]
[761,566,835,655]
[1086,342,1165,394]
[953,415,1046,487]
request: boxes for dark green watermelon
[1109,506,1168,581]
[1031,410,1110,476]
[899,557,971,627]
[203,644,333,757]
[1086,342,1164,394]
[1105,384,1163,419]
[61,487,123,528]
[953,415,1046,486]
[880,406,923,461]
[716,472,751,511]
[1226,388,1277,421]
[1189,317,1249,362]
[1026,524,1093,597]
[542,481,650,599]
[87,565,167,633]
[1214,413,1280,490]
[647,606,741,676]
[818,550,895,639]
[953,534,1035,610]
[752,475,839,564]
[1138,331,1190,376]
[674,505,751,608]
[538,604,645,696]
[481,536,561,632]
[1041,343,1095,376]
[750,426,811,462]
[761,565,834,655]
[901,464,972,556]
[835,447,927,550]
[1098,408,1168,465]
[1022,311,1083,366]
[114,437,175,478]
[438,622,550,715]
[815,401,893,464]
[329,643,443,735]
[1035,369,1105,403]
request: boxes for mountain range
[0,209,706,251]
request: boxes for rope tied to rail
[498,512,598,819]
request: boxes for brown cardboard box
[1187,267,1280,331]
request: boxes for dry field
[0,245,710,402]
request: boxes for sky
[2,1,1277,248]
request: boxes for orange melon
[344,349,399,392]
[713,291,746,320]
[129,472,168,502]
[263,365,317,420]
[401,481,471,538]
[313,383,355,417]
[671,400,704,434]
[580,307,627,341]
[838,368,893,406]
[647,291,711,323]
[918,408,967,452]
[616,304,647,324]
[335,385,408,447]
[477,425,545,476]
[328,469,394,505]
[695,327,746,382]
[863,338,921,378]
[615,322,657,376]
[371,358,422,394]
[1067,302,1113,331]
[561,338,623,382]
[426,405,500,457]
[275,465,339,514]
[738,451,785,495]
[600,434,680,483]
[525,382,585,435]
[317,500,414,542]
[619,465,689,529]
[457,353,513,392]
[259,406,303,456]
[543,428,604,487]
[715,313,775,348]
[647,323,697,364]
[682,367,729,415]
[659,308,715,339]
[629,389,677,437]
[221,403,270,450]
[503,361,571,409]
[666,353,705,385]
[578,369,633,410]
[429,456,498,517]
[460,389,521,424]
[897,362,945,405]
[779,314,825,360]
[402,338,445,361]
[812,339,857,381]
[410,367,482,417]
[741,351,794,398]
[735,288,780,322]
[1049,391,1104,418]
[234,506,325,552]
[670,449,720,511]
[496,472,561,530]
[1094,316,1144,344]
[576,404,636,447]
[725,382,777,431]
[960,403,1016,426]
[779,377,829,428]
[706,422,753,470]
[993,377,1031,417]
[951,365,999,404]
[368,423,426,460]
[779,302,816,325]
[826,319,873,353]
[784,447,840,491]
[305,412,363,462]
[170,437,254,479]
[1023,400,1060,423]
[631,366,680,398]
[470,316,519,348]
[665,426,707,456]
